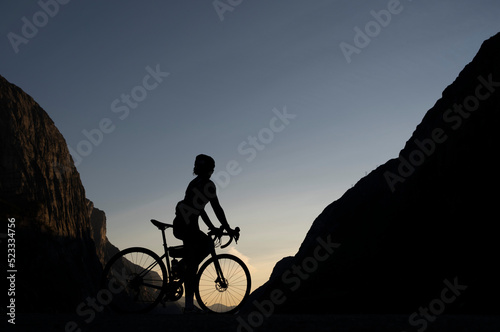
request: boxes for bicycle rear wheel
[195,254,251,314]
[101,247,167,313]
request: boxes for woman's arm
[200,210,216,231]
[210,196,231,231]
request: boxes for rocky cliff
[0,75,117,312]
[89,201,120,267]
[248,32,500,314]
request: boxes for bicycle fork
[211,252,228,290]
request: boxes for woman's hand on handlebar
[229,226,240,243]
[222,226,240,243]
[208,225,240,247]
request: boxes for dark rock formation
[0,75,111,312]
[88,201,120,267]
[0,73,171,317]
[248,32,500,314]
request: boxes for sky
[1,0,499,291]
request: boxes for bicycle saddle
[150,219,173,231]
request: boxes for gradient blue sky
[2,0,499,290]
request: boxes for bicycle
[101,219,251,314]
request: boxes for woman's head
[193,154,215,176]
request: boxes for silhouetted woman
[173,154,235,313]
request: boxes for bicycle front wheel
[195,254,251,314]
[101,247,167,313]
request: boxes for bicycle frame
[156,224,226,290]
[102,219,250,314]
[159,226,174,280]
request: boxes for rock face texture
[89,201,120,267]
[248,33,500,314]
[0,75,89,239]
[0,75,115,312]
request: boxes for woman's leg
[183,231,214,310]
[183,238,198,310]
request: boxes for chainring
[164,281,184,302]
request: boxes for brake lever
[215,229,223,243]
[209,228,222,243]
[234,227,240,244]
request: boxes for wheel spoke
[101,247,166,313]
[196,254,251,314]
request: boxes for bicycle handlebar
[209,226,240,249]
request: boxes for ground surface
[10,312,500,332]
